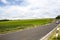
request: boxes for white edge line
[40,24,60,40]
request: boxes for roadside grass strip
[48,27,60,40]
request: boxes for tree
[56,15,60,19]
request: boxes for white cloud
[0,0,60,19]
[1,0,8,4]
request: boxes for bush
[56,15,60,19]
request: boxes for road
[0,23,59,40]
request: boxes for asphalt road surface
[0,23,59,40]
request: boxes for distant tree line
[0,19,9,22]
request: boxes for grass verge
[48,26,60,40]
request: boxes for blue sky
[0,0,60,19]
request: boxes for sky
[0,0,60,19]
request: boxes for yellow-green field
[0,19,53,34]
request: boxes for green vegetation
[56,15,60,19]
[48,27,60,40]
[0,19,53,34]
[0,19,9,22]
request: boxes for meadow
[0,19,53,34]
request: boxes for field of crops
[0,19,53,34]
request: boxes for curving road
[0,23,59,40]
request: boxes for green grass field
[0,19,53,34]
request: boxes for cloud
[0,0,60,19]
[0,0,28,6]
[1,0,8,4]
